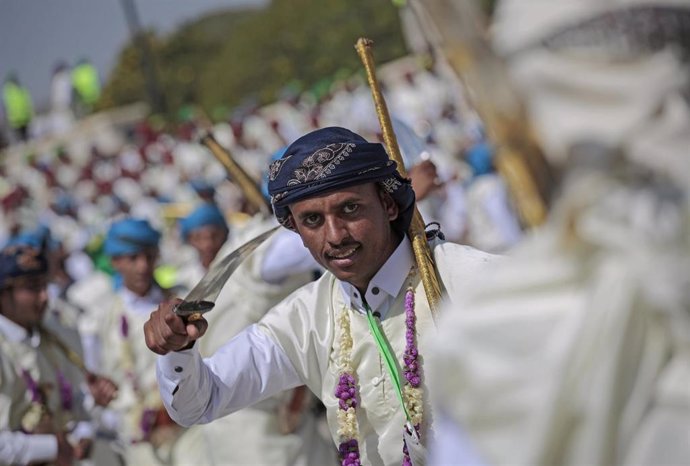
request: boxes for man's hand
[55,432,75,466]
[86,373,118,407]
[73,438,93,460]
[409,159,442,201]
[144,299,208,355]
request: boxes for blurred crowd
[0,53,521,465]
[1,0,688,464]
[0,56,521,266]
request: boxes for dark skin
[289,183,400,294]
[0,276,49,330]
[187,225,228,270]
[55,431,75,466]
[408,159,442,201]
[110,248,158,297]
[86,372,118,407]
[144,182,401,354]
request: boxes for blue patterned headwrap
[267,127,415,233]
[179,203,229,241]
[103,218,161,257]
[0,245,48,289]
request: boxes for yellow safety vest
[2,82,33,128]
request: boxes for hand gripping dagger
[173,226,279,321]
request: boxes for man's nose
[134,254,153,271]
[324,216,349,245]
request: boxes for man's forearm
[156,324,302,426]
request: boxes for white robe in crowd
[0,314,93,465]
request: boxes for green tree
[100,0,406,118]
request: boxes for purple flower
[120,314,129,338]
[56,370,73,411]
[140,408,157,438]
[21,369,41,403]
[338,439,361,466]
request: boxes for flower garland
[335,305,361,466]
[335,279,423,466]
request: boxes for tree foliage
[100,0,407,118]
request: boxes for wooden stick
[198,133,272,216]
[355,37,444,319]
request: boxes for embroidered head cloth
[267,127,415,232]
[104,218,161,257]
[0,245,48,289]
[179,203,229,241]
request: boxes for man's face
[0,275,49,329]
[290,183,400,292]
[111,248,158,296]
[188,225,228,269]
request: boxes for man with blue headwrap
[79,218,183,465]
[145,127,497,466]
[175,203,230,292]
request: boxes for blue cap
[466,141,495,177]
[5,225,60,252]
[0,245,48,289]
[103,218,161,257]
[179,203,228,242]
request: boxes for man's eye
[343,203,358,214]
[304,214,321,226]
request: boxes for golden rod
[408,0,551,228]
[38,324,89,374]
[355,37,444,318]
[199,133,272,216]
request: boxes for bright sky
[0,0,267,109]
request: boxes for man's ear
[110,256,124,274]
[378,189,399,222]
[287,213,307,245]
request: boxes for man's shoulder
[431,239,501,267]
[269,270,336,310]
[66,270,114,310]
[258,271,336,334]
[430,239,502,299]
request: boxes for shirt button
[372,287,380,295]
[372,376,382,386]
[174,366,183,373]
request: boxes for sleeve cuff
[71,421,95,441]
[158,346,199,379]
[29,434,59,464]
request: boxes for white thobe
[157,236,496,465]
[426,188,690,466]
